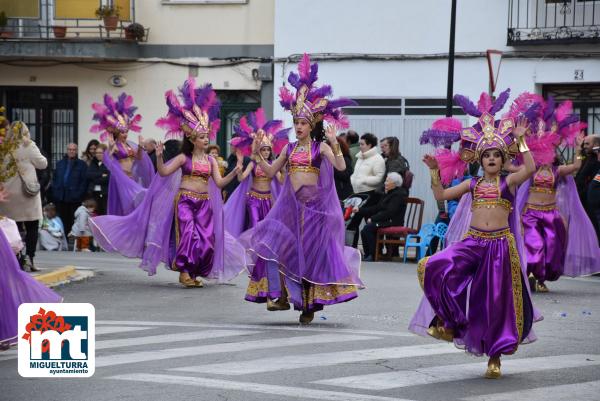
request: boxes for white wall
[0,60,261,147]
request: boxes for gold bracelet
[331,142,343,157]
[576,155,583,160]
[517,136,530,153]
[430,168,441,187]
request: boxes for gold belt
[182,175,209,184]
[178,190,209,200]
[247,190,272,200]
[289,166,320,175]
[471,198,512,212]
[466,227,511,240]
[525,203,556,211]
[529,186,555,194]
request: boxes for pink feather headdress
[155,79,221,141]
[279,53,357,129]
[230,108,291,157]
[90,93,142,142]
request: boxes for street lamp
[445,0,457,117]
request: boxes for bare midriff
[470,208,511,232]
[118,157,134,177]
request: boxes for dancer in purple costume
[90,80,244,288]
[238,54,363,324]
[90,93,154,216]
[0,183,62,350]
[223,108,290,309]
[412,89,539,378]
[510,95,600,292]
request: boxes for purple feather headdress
[543,99,586,147]
[155,78,221,141]
[230,108,291,157]
[279,53,357,129]
[90,93,142,142]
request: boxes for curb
[33,266,79,286]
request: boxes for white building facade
[274,0,600,222]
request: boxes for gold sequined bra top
[471,176,513,212]
[286,141,321,175]
[182,155,211,183]
[253,163,271,182]
[529,167,557,194]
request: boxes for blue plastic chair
[435,222,449,250]
[403,223,436,263]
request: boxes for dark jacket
[576,156,600,208]
[224,153,251,197]
[359,186,408,228]
[86,158,110,195]
[51,156,88,203]
[147,150,157,172]
[378,154,410,193]
[334,154,354,201]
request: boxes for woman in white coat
[348,132,386,248]
[0,120,47,271]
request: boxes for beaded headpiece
[279,53,356,128]
[156,78,221,141]
[420,89,530,184]
[230,108,290,157]
[91,93,142,142]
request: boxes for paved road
[1,251,600,401]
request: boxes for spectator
[351,133,386,195]
[208,144,228,177]
[585,138,600,244]
[333,135,354,201]
[357,172,408,261]
[346,130,360,167]
[51,143,88,236]
[36,147,52,206]
[576,134,600,236]
[70,198,96,252]
[143,138,158,171]
[81,139,100,166]
[86,143,110,215]
[38,203,67,251]
[0,121,47,271]
[224,141,251,201]
[379,136,410,192]
[163,139,182,162]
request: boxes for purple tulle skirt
[0,230,62,348]
[522,204,566,283]
[243,189,281,302]
[239,172,363,312]
[416,227,535,358]
[170,190,214,279]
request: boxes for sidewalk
[30,264,94,288]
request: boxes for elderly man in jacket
[52,143,88,236]
[355,172,408,261]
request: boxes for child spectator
[38,203,67,251]
[70,198,97,252]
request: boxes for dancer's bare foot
[178,273,197,288]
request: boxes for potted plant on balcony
[52,24,67,38]
[0,11,13,39]
[125,22,145,41]
[95,5,121,32]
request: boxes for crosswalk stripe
[96,333,378,367]
[172,343,460,375]
[0,350,17,362]
[313,354,600,390]
[96,326,153,335]
[96,320,412,337]
[96,329,259,350]
[463,380,600,401]
[108,373,415,401]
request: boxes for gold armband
[331,142,343,157]
[517,135,530,153]
[576,155,583,160]
[430,168,441,187]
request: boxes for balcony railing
[0,20,149,42]
[0,0,147,42]
[508,0,600,45]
